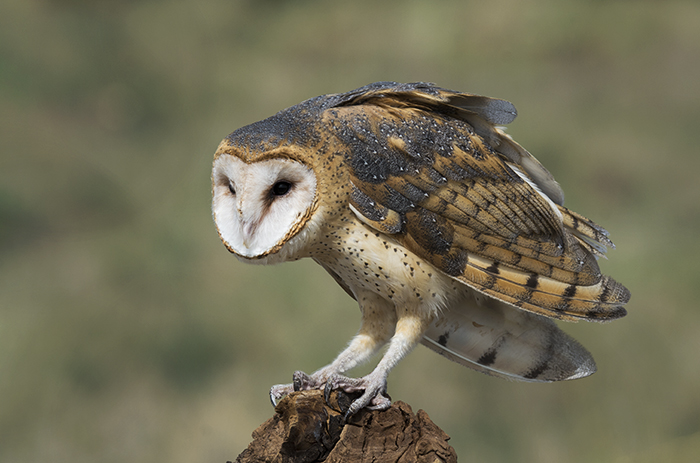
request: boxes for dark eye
[228,180,236,195]
[272,181,292,196]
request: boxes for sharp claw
[345,394,365,418]
[343,400,360,421]
[269,382,296,408]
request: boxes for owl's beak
[236,201,255,248]
[241,221,258,248]
[238,200,262,250]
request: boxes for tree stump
[232,390,457,463]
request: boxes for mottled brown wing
[333,81,565,205]
[329,87,629,322]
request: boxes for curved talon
[269,383,294,407]
[271,372,310,407]
[345,390,387,417]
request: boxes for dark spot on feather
[571,214,580,230]
[477,348,497,366]
[610,306,628,318]
[438,333,449,347]
[563,285,577,299]
[525,274,539,289]
[586,305,627,320]
[485,262,500,275]
[523,359,550,379]
[522,330,557,379]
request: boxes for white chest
[310,213,459,313]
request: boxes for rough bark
[232,390,457,463]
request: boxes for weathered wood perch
[232,390,457,463]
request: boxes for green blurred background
[1,0,699,461]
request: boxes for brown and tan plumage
[212,82,630,416]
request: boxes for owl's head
[212,148,319,264]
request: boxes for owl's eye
[272,181,292,196]
[228,180,236,195]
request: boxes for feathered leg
[325,312,431,416]
[269,291,396,406]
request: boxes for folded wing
[329,83,630,322]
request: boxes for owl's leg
[324,312,430,417]
[269,292,396,406]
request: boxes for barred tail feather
[422,293,597,382]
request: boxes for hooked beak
[241,220,259,248]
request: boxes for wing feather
[333,81,564,204]
[330,83,630,322]
[421,293,597,382]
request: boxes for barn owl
[212,82,630,416]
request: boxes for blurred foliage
[1,0,699,461]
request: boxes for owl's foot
[269,370,332,406]
[269,370,391,417]
[324,372,391,418]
